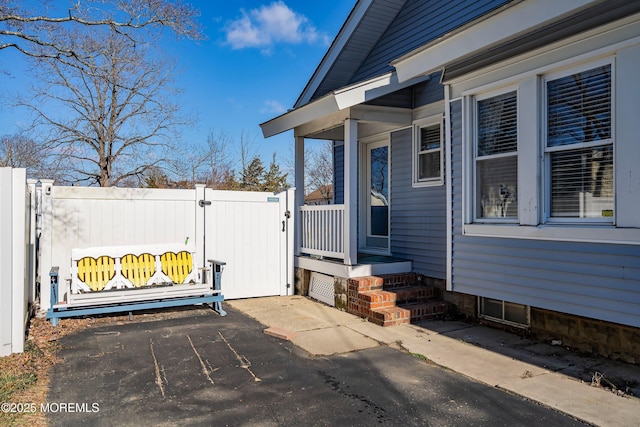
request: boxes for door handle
[282,220,285,232]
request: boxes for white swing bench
[47,243,226,326]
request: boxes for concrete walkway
[228,296,640,427]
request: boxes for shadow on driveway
[47,306,587,426]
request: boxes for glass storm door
[364,139,389,252]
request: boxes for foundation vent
[309,272,335,307]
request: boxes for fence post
[0,169,13,356]
[11,169,26,354]
[194,184,206,278]
[38,179,55,312]
[27,179,37,307]
[279,188,295,296]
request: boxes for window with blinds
[475,91,518,219]
[413,117,443,187]
[546,64,613,221]
[417,124,441,181]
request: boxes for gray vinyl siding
[351,0,512,83]
[414,73,444,108]
[364,72,445,109]
[391,128,446,278]
[333,142,344,205]
[449,101,640,328]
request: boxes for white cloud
[225,1,325,51]
[261,99,287,115]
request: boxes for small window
[545,64,613,222]
[413,117,443,187]
[475,90,518,220]
[479,297,529,327]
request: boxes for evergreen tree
[263,153,289,193]
[241,156,266,191]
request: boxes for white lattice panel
[309,272,335,307]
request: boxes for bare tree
[199,129,234,188]
[0,133,64,180]
[1,134,41,168]
[237,130,261,173]
[0,0,201,62]
[166,129,235,188]
[18,26,189,186]
[1,0,203,186]
[306,140,334,202]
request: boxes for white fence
[38,184,294,312]
[299,204,345,259]
[1,175,295,356]
[0,168,34,357]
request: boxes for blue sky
[0,0,355,174]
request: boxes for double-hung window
[412,116,444,187]
[462,51,639,243]
[545,63,614,222]
[474,90,518,220]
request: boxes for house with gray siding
[261,0,640,362]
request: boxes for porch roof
[259,72,428,139]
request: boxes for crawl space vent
[309,272,335,307]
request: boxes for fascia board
[391,0,600,83]
[260,95,340,138]
[333,73,393,110]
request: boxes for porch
[297,203,411,278]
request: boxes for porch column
[294,135,305,257]
[343,119,358,266]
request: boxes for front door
[362,137,390,253]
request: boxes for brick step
[369,306,410,327]
[349,276,384,293]
[399,301,454,322]
[380,272,420,289]
[348,273,454,327]
[383,285,440,304]
[355,285,440,310]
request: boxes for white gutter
[260,94,340,139]
[391,0,601,83]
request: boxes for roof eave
[260,72,430,138]
[391,0,603,83]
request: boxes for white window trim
[412,115,444,187]
[461,54,640,245]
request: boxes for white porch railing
[300,204,344,259]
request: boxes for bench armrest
[49,267,60,307]
[207,259,226,291]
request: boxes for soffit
[295,0,406,108]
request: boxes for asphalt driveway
[47,306,586,426]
